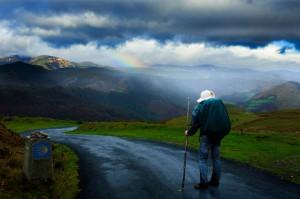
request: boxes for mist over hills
[0,61,185,121]
[0,55,299,120]
[144,63,300,100]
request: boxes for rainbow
[109,52,145,68]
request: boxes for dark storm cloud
[1,0,300,47]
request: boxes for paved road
[26,127,300,199]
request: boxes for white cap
[196,90,215,103]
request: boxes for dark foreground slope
[0,87,182,121]
[0,123,79,199]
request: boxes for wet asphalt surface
[24,127,300,199]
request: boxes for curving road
[25,127,300,199]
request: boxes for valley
[0,55,300,122]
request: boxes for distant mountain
[0,55,31,65]
[29,55,79,70]
[222,92,255,105]
[247,81,300,112]
[0,62,55,87]
[77,61,102,68]
[0,55,102,70]
[0,62,184,121]
[1,55,300,119]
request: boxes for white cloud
[227,41,300,65]
[25,12,115,28]
[19,26,61,37]
[0,20,300,71]
[22,11,170,30]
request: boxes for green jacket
[187,98,231,143]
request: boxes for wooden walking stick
[180,97,190,191]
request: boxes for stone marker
[23,132,53,181]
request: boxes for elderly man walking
[185,90,231,190]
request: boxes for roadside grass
[221,132,300,183]
[0,142,79,199]
[234,110,300,133]
[1,116,78,133]
[51,144,80,199]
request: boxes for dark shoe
[194,183,209,190]
[208,180,219,187]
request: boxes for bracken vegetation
[0,122,79,199]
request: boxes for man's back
[189,98,231,143]
[198,98,231,137]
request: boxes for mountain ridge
[247,81,300,112]
[0,55,102,70]
[0,62,185,121]
[1,55,300,119]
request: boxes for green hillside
[247,96,276,112]
[246,81,300,112]
[234,109,300,133]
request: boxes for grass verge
[1,116,78,133]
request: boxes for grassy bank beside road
[1,116,77,133]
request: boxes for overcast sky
[1,0,300,71]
